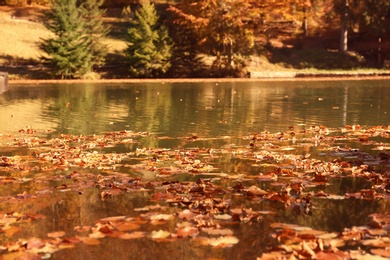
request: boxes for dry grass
[0,6,127,65]
[0,6,52,63]
[0,5,129,79]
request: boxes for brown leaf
[47,231,66,238]
[149,214,174,221]
[119,231,147,240]
[115,222,140,232]
[74,226,92,233]
[316,250,349,260]
[202,228,234,236]
[312,174,328,182]
[134,205,163,212]
[300,241,316,259]
[78,236,101,245]
[9,252,41,260]
[361,237,390,248]
[370,248,390,258]
[4,226,21,237]
[99,216,126,222]
[213,214,232,220]
[28,242,59,254]
[205,236,239,247]
[151,230,171,240]
[314,190,329,197]
[89,231,106,239]
[98,224,113,234]
[54,184,68,189]
[245,185,268,196]
[258,251,289,260]
[177,209,198,220]
[26,213,46,220]
[174,226,199,238]
[26,238,45,250]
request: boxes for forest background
[0,0,389,80]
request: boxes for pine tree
[126,0,172,78]
[40,0,108,79]
[80,0,109,68]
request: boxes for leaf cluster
[1,124,390,258]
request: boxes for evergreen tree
[40,0,108,79]
[80,0,109,69]
[125,0,172,78]
[40,0,91,79]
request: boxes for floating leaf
[202,228,234,236]
[26,238,45,250]
[89,231,106,239]
[151,230,171,240]
[119,231,147,240]
[134,205,163,212]
[245,185,268,196]
[28,242,60,254]
[99,216,126,222]
[205,236,239,247]
[149,214,174,221]
[177,209,198,220]
[2,252,41,260]
[174,226,199,238]
[370,248,390,258]
[316,250,350,259]
[74,226,92,233]
[213,214,232,220]
[47,231,66,238]
[78,236,101,245]
[115,222,140,232]
[361,237,390,248]
[279,147,295,151]
[4,226,21,237]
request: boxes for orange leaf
[119,231,147,240]
[47,231,66,238]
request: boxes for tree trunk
[303,6,308,37]
[227,39,233,67]
[339,0,348,52]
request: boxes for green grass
[267,47,367,70]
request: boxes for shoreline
[8,74,390,85]
[5,69,390,85]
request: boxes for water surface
[0,79,389,259]
[1,80,389,138]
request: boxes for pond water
[0,79,389,259]
[1,80,390,138]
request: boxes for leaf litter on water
[0,125,389,258]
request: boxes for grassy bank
[0,5,389,80]
[0,5,128,80]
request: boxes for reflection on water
[0,80,390,259]
[1,80,390,139]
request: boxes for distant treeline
[0,0,176,7]
[2,0,389,78]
